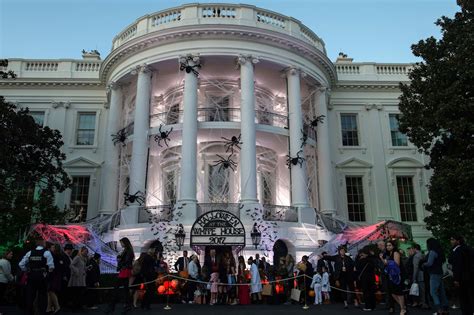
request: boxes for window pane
[396,176,417,222]
[389,114,408,146]
[76,113,96,145]
[70,176,90,221]
[30,111,45,126]
[341,114,359,146]
[345,176,365,221]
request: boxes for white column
[129,64,152,201]
[100,82,122,214]
[238,55,259,204]
[315,87,335,215]
[286,67,309,208]
[178,56,199,206]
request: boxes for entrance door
[203,246,232,274]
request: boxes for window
[70,176,90,219]
[396,176,417,222]
[166,104,180,124]
[208,96,230,121]
[164,171,177,205]
[389,114,408,146]
[341,114,359,146]
[76,112,96,145]
[261,171,274,205]
[345,176,366,221]
[208,164,230,202]
[30,111,45,126]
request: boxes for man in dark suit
[449,235,474,315]
[174,250,189,273]
[204,249,219,274]
[316,252,334,274]
[259,257,271,276]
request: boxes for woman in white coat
[248,257,262,303]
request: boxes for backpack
[132,259,141,276]
[385,260,401,285]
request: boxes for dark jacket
[141,254,156,279]
[174,256,189,272]
[423,250,444,275]
[317,258,334,274]
[86,258,101,286]
[355,255,376,290]
[323,254,355,281]
[117,249,134,271]
[449,244,474,283]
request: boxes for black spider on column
[309,115,325,129]
[124,191,145,206]
[221,134,242,153]
[213,154,237,172]
[111,128,128,147]
[300,129,308,148]
[154,124,173,147]
[286,150,305,168]
[179,56,201,76]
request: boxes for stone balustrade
[111,3,325,52]
[335,62,414,81]
[2,59,102,79]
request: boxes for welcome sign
[190,210,246,246]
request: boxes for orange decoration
[171,279,179,289]
[157,285,165,294]
[308,290,315,297]
[275,283,284,294]
[139,283,145,290]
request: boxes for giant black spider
[300,129,308,148]
[124,191,145,206]
[221,134,242,153]
[154,124,173,147]
[309,115,326,129]
[111,128,128,147]
[179,56,201,77]
[286,150,305,168]
[213,154,237,172]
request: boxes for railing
[201,6,236,18]
[75,62,101,72]
[25,62,58,71]
[138,205,173,223]
[335,64,360,75]
[111,4,325,51]
[197,203,240,218]
[255,110,288,128]
[376,65,412,75]
[197,107,241,122]
[262,205,298,222]
[150,10,182,27]
[335,63,413,80]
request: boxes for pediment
[387,157,424,168]
[336,157,372,168]
[64,156,101,168]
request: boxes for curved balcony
[112,3,325,53]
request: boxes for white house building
[0,3,431,263]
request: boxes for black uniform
[26,249,49,315]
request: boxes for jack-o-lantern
[308,290,315,297]
[157,285,165,294]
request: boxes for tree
[0,60,16,79]
[398,0,474,245]
[0,96,71,246]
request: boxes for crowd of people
[0,235,473,315]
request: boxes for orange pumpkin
[308,290,315,297]
[157,285,165,294]
[171,279,179,289]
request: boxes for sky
[0,0,459,63]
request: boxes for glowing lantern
[275,283,284,295]
[171,279,179,289]
[157,285,165,294]
[163,281,170,290]
[308,290,315,297]
[139,283,145,290]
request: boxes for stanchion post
[164,274,172,310]
[302,275,309,310]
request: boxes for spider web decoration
[244,204,278,258]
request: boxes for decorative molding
[131,64,152,75]
[103,101,109,109]
[387,157,424,168]
[100,26,337,84]
[0,80,103,88]
[235,54,259,69]
[335,157,373,169]
[51,101,71,109]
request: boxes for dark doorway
[273,239,288,267]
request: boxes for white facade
[0,3,431,259]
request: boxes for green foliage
[398,1,474,246]
[0,97,71,246]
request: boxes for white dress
[322,272,330,292]
[250,263,262,294]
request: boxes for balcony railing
[150,108,291,128]
[138,205,173,223]
[112,4,325,51]
[262,204,298,222]
[197,203,241,218]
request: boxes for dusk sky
[0,0,459,63]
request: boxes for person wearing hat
[18,238,55,315]
[59,244,73,308]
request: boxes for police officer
[19,238,54,315]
